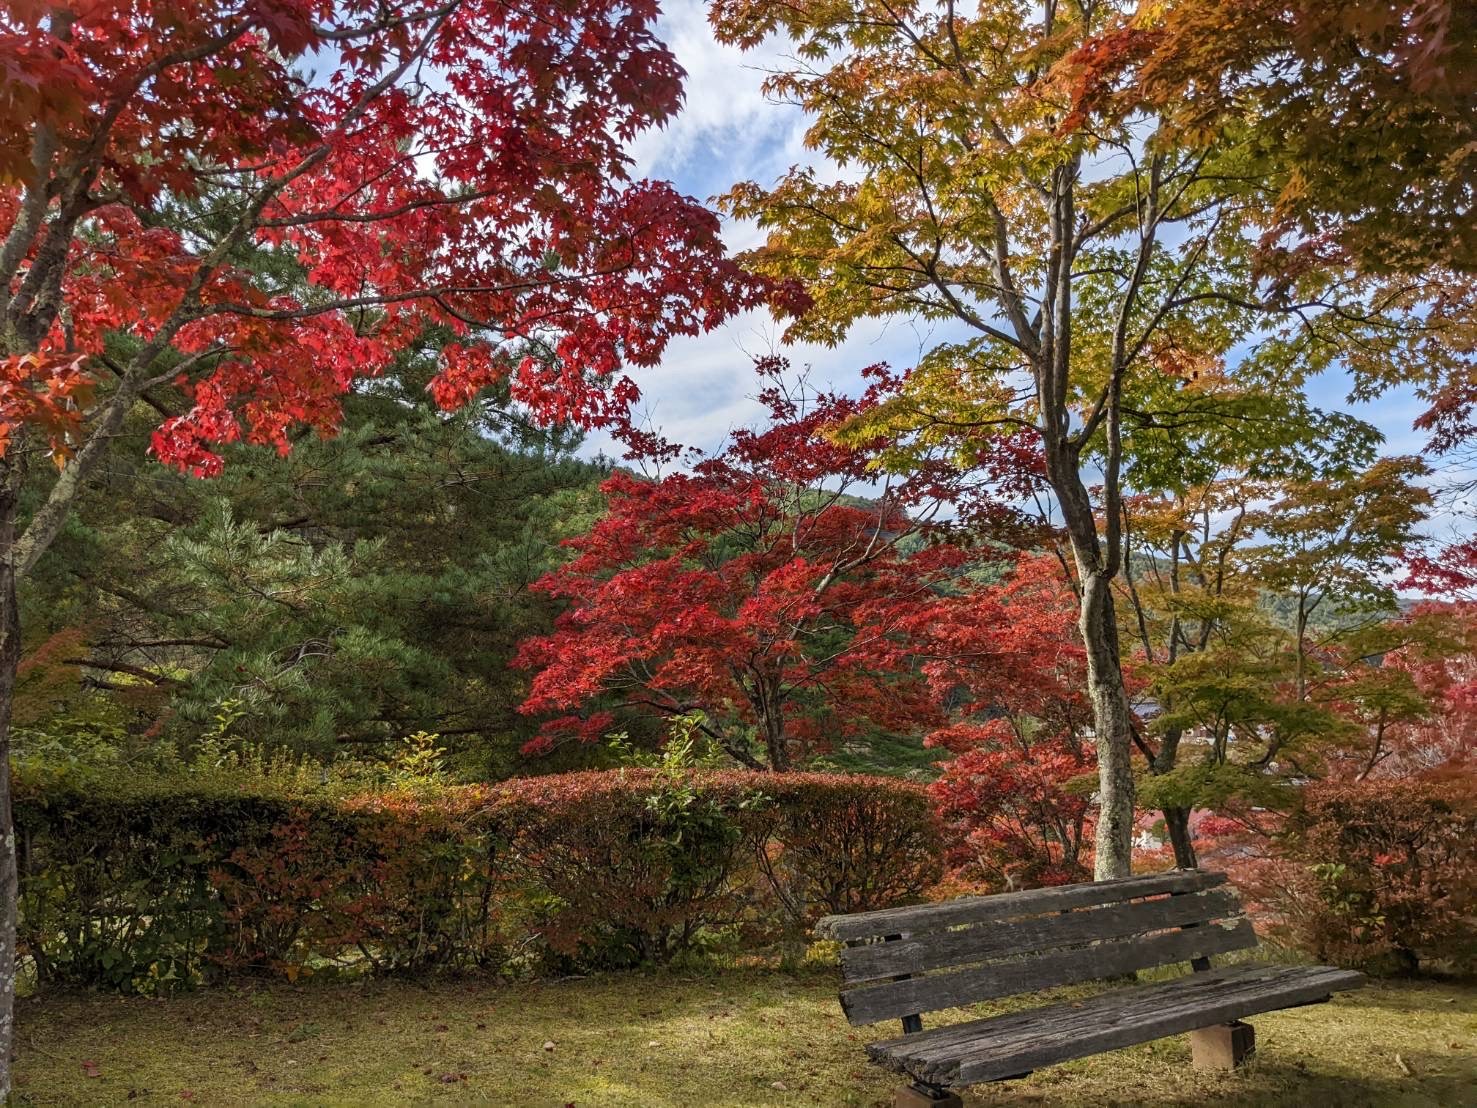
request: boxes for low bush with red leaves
[1232,778,1476,974]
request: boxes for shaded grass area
[16,968,1477,1106]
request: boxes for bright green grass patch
[16,968,1477,1106]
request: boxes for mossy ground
[16,967,1476,1106]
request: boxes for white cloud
[628,1,810,200]
[585,307,965,462]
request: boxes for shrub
[751,773,944,925]
[16,775,300,992]
[211,789,512,976]
[1249,778,1477,973]
[498,770,769,967]
[14,767,939,992]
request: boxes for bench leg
[1190,1020,1256,1070]
[894,1081,963,1108]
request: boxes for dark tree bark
[1163,806,1198,870]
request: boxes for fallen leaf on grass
[81,1060,102,1078]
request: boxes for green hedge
[15,769,941,992]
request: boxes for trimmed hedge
[15,769,940,992]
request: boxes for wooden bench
[816,870,1364,1106]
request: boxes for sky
[587,1,1471,546]
[584,0,940,460]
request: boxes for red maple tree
[514,359,1040,770]
[920,554,1096,889]
[0,2,778,1087]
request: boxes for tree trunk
[1151,727,1196,869]
[1042,428,1137,881]
[761,691,790,772]
[1163,806,1197,869]
[0,467,21,1100]
[0,381,135,1098]
[1079,571,1136,878]
[742,670,792,772]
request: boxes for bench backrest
[816,870,1256,1027]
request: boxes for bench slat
[818,870,1226,942]
[868,963,1337,1064]
[839,888,1242,984]
[839,917,1257,1025]
[866,963,1364,1085]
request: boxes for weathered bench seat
[866,962,1363,1086]
[818,870,1364,1103]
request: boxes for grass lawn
[15,967,1477,1106]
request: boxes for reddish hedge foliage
[756,772,945,917]
[15,770,939,992]
[1237,778,1476,973]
